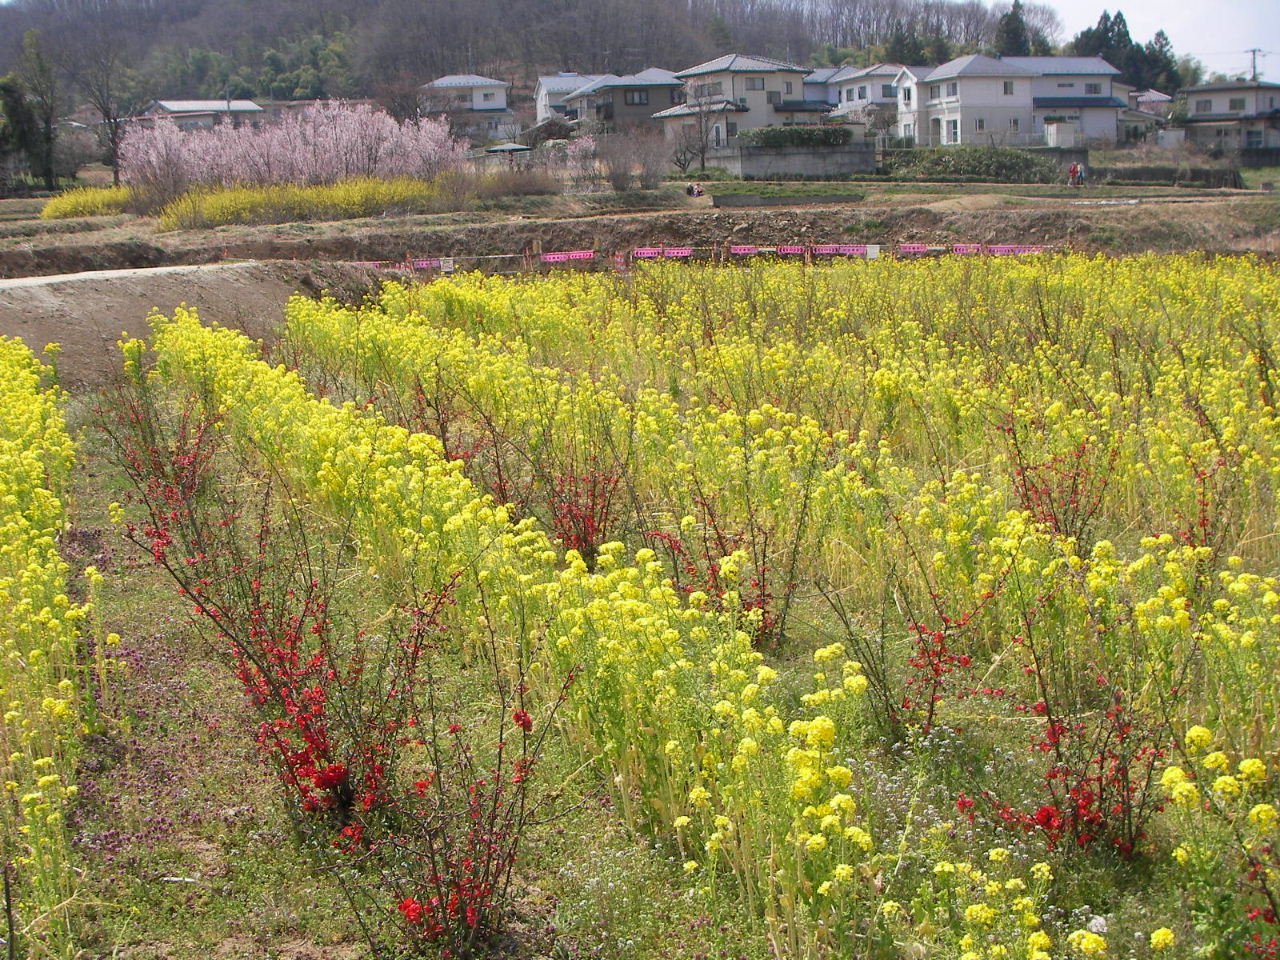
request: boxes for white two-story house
[895,55,1125,146]
[653,54,815,146]
[420,74,519,142]
[534,73,611,123]
[1003,56,1125,142]
[896,55,1037,146]
[1179,79,1280,150]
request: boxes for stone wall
[704,141,877,178]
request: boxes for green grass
[1240,165,1280,190]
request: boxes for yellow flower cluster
[155,254,1280,956]
[0,337,86,952]
[144,310,878,954]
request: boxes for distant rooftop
[676,54,809,78]
[149,99,263,113]
[924,55,1035,81]
[1003,56,1120,76]
[565,67,681,100]
[804,67,842,84]
[651,100,746,119]
[422,74,506,89]
[537,73,611,94]
[1180,78,1280,93]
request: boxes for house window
[1085,82,1101,95]
[712,124,723,146]
[483,92,496,102]
[882,84,895,98]
[1229,97,1246,111]
[784,81,793,94]
[745,77,765,91]
[975,117,986,131]
[766,90,782,104]
[946,81,958,96]
[1246,130,1263,148]
[946,119,959,142]
[624,89,649,105]
[694,81,723,98]
[1003,81,1014,95]
[1195,98,1212,113]
[671,88,684,104]
[903,87,912,104]
[726,121,738,136]
[1009,117,1020,131]
[929,84,940,99]
[858,85,867,99]
[1057,82,1075,88]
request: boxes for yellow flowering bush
[0,337,87,954]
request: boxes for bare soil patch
[0,260,375,388]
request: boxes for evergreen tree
[1142,30,1179,93]
[995,0,1032,57]
[886,25,925,66]
[924,35,952,66]
[0,74,40,178]
[18,31,59,189]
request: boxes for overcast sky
[1053,1,1279,81]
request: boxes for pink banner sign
[952,244,983,254]
[633,247,662,258]
[664,247,694,258]
[568,249,596,260]
[541,251,570,263]
[352,260,387,267]
[898,243,930,253]
[411,258,440,269]
[837,244,868,255]
[988,244,1045,256]
[730,245,758,255]
[812,245,839,255]
[777,245,806,255]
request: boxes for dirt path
[4,194,1277,280]
[0,260,374,388]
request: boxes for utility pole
[1246,48,1262,81]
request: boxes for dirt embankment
[0,260,375,389]
[4,197,1277,280]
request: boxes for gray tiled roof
[422,74,506,88]
[651,100,746,118]
[537,73,611,94]
[925,55,1035,80]
[1003,56,1120,76]
[564,68,680,102]
[676,54,809,78]
[1181,79,1280,93]
[151,99,262,112]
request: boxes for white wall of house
[464,84,508,111]
[685,69,808,133]
[897,66,1131,145]
[919,76,1034,145]
[1187,87,1279,118]
[1028,73,1112,101]
[838,73,898,109]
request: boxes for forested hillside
[0,0,1062,105]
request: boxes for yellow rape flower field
[6,254,1280,960]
